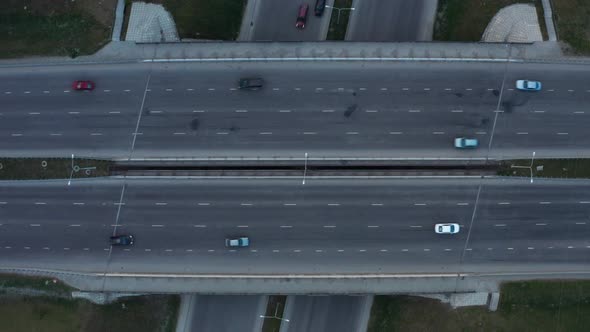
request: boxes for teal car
[454,137,478,148]
[225,236,249,247]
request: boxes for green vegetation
[552,0,590,54]
[0,294,179,332]
[0,158,111,180]
[326,0,354,40]
[368,280,590,332]
[0,10,109,58]
[498,158,590,179]
[0,274,74,296]
[434,0,545,41]
[262,295,287,332]
[141,0,246,40]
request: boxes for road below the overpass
[0,177,589,274]
[1,61,589,159]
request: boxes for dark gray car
[239,78,264,89]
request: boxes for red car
[296,4,309,29]
[72,80,95,91]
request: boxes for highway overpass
[1,177,589,276]
[1,61,589,159]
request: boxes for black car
[110,234,134,246]
[314,0,326,16]
[239,78,264,89]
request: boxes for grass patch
[326,0,354,40]
[368,280,590,332]
[0,10,110,58]
[0,274,74,296]
[0,158,112,180]
[262,295,287,332]
[552,0,590,54]
[498,158,590,179]
[139,0,246,40]
[0,294,179,332]
[434,0,544,41]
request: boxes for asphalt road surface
[280,295,371,332]
[1,62,589,159]
[1,177,589,274]
[346,0,438,41]
[189,295,266,332]
[245,0,329,41]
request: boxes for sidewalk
[175,294,195,332]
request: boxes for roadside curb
[2,41,590,67]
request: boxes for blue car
[110,234,134,246]
[454,137,478,149]
[516,80,542,91]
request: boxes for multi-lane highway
[281,295,372,332]
[1,62,589,159]
[1,178,589,274]
[346,0,438,41]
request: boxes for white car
[434,223,460,234]
[516,80,542,91]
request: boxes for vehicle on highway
[515,80,542,91]
[110,234,134,246]
[72,80,95,91]
[434,223,460,234]
[454,137,478,149]
[225,236,250,247]
[238,78,264,89]
[314,0,326,16]
[296,4,309,29]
